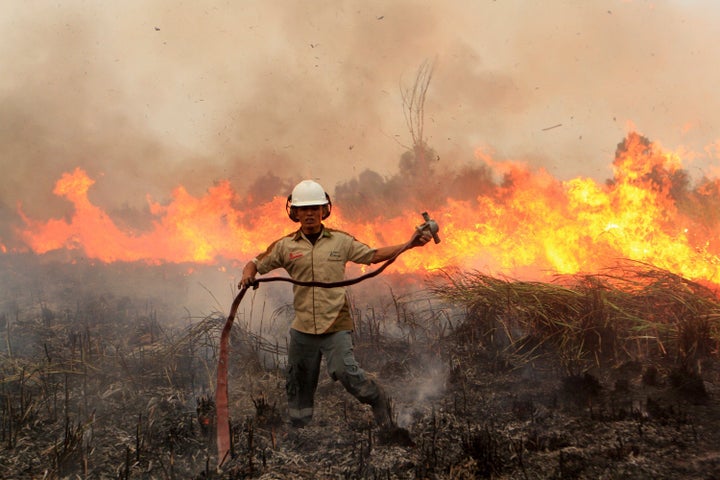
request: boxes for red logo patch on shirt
[289,252,304,260]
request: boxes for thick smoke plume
[2,1,720,249]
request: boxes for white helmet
[289,180,329,206]
[286,180,332,221]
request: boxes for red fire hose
[215,215,439,467]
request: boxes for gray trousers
[286,329,381,426]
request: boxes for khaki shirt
[253,227,375,334]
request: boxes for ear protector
[286,193,332,222]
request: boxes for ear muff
[286,194,332,222]
[322,195,332,219]
[286,194,299,222]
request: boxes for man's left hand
[412,230,433,248]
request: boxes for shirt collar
[293,226,331,241]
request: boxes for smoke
[2,0,720,247]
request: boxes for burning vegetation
[11,131,720,287]
[2,130,720,478]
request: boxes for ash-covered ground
[1,255,719,479]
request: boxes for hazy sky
[2,0,720,228]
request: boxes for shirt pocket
[327,250,344,262]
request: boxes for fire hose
[215,212,440,467]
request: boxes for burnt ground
[213,338,720,480]
[1,258,719,479]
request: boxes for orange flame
[13,132,720,287]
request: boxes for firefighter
[240,179,432,428]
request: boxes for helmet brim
[291,200,329,207]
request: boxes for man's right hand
[240,262,259,289]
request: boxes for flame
[12,132,720,287]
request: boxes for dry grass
[430,261,720,374]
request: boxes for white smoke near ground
[395,358,449,428]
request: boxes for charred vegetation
[0,255,719,478]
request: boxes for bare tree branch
[401,59,435,150]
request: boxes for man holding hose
[240,179,432,428]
